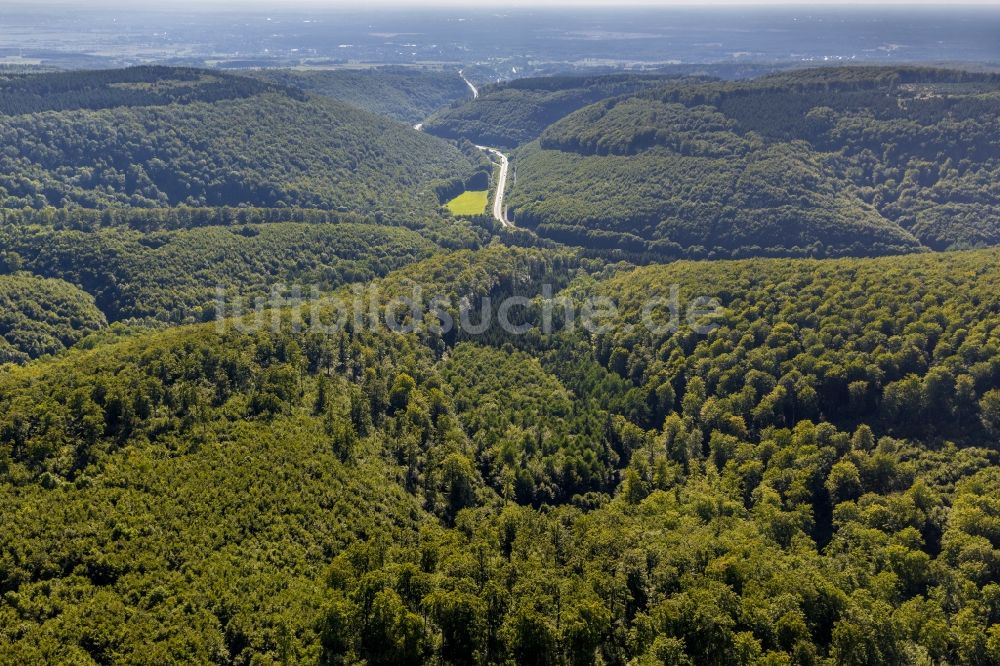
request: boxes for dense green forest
[0,205,488,246]
[0,66,300,116]
[0,66,482,216]
[0,67,494,338]
[250,67,473,124]
[1,245,999,664]
[1,63,1000,665]
[0,272,106,363]
[0,206,491,330]
[503,67,1000,256]
[0,221,438,323]
[422,74,685,148]
[512,138,923,258]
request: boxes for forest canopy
[0,272,106,363]
[0,67,482,217]
[1,245,998,663]
[506,66,1000,256]
[1,63,999,665]
[423,73,686,148]
[249,67,474,124]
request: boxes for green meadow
[444,189,488,216]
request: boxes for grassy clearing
[445,190,488,216]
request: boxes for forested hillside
[0,222,439,323]
[0,273,106,363]
[250,67,472,124]
[2,245,999,663]
[0,66,482,216]
[0,67,494,343]
[508,67,1000,256]
[422,74,684,148]
[0,66,298,115]
[0,206,494,330]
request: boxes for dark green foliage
[250,66,472,124]
[423,74,686,148]
[0,273,106,363]
[0,222,441,323]
[0,205,489,249]
[511,66,1000,255]
[0,68,480,216]
[442,343,620,504]
[513,139,922,258]
[0,66,493,360]
[0,65,302,115]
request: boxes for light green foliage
[444,190,488,216]
[0,246,998,663]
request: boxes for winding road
[458,69,479,99]
[476,145,511,228]
[416,69,511,226]
[458,70,512,227]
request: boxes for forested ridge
[0,222,439,323]
[422,74,687,148]
[0,66,302,116]
[249,67,473,125]
[0,66,482,216]
[500,66,1000,256]
[0,273,106,363]
[1,245,999,664]
[0,205,494,331]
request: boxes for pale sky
[13,0,1000,7]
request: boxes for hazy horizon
[4,2,999,73]
[7,0,1000,8]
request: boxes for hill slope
[0,66,482,217]
[0,273,106,363]
[250,67,472,124]
[509,67,1000,256]
[0,324,436,663]
[422,73,686,148]
[0,219,445,323]
[0,65,296,115]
